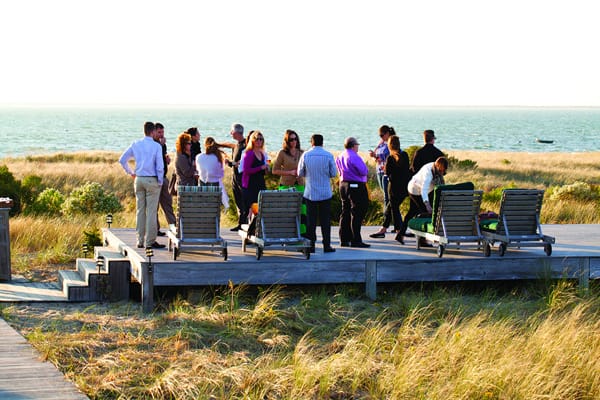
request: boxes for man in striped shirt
[297,134,337,253]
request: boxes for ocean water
[1,106,599,159]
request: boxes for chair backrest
[431,182,475,224]
[255,189,302,239]
[496,189,544,235]
[433,190,483,237]
[176,186,222,240]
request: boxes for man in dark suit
[227,123,247,231]
[410,130,444,175]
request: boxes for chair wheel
[437,245,445,258]
[304,248,310,260]
[484,243,491,257]
[544,243,552,256]
[498,243,507,257]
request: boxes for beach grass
[2,281,600,399]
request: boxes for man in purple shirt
[335,137,371,248]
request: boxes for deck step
[95,248,128,261]
[58,270,86,298]
[77,259,108,281]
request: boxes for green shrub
[0,165,22,215]
[26,188,65,216]
[20,175,45,208]
[447,155,478,170]
[549,181,599,202]
[62,182,122,216]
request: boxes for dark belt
[341,181,365,184]
[199,181,219,187]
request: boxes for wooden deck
[0,318,88,399]
[103,224,600,311]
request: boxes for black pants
[232,174,247,226]
[305,197,332,248]
[389,194,407,233]
[402,192,432,235]
[339,182,368,244]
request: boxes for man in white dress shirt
[119,122,165,249]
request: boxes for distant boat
[536,138,554,144]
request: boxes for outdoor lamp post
[96,255,104,273]
[106,214,113,229]
[145,247,154,266]
[82,243,89,258]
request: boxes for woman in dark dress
[241,130,268,216]
[384,135,411,244]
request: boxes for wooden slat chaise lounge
[479,189,555,256]
[407,182,487,258]
[167,185,228,260]
[238,189,311,260]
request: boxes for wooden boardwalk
[102,224,599,311]
[0,318,88,399]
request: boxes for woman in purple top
[335,137,370,248]
[241,130,269,216]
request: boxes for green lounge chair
[479,189,555,256]
[407,182,486,258]
[238,189,311,260]
[167,185,228,260]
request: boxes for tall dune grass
[2,282,599,399]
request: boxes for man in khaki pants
[119,121,165,249]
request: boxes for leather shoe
[149,242,166,249]
[137,244,144,248]
[323,247,336,253]
[156,230,166,237]
[404,232,415,238]
[340,242,351,247]
[369,232,385,238]
[309,246,316,254]
[394,234,405,245]
[351,242,371,248]
[230,226,241,232]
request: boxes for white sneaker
[169,224,177,233]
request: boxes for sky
[1,0,599,107]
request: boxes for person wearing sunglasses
[241,130,269,218]
[272,130,307,235]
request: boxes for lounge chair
[407,182,486,258]
[480,189,555,256]
[238,189,311,260]
[167,185,227,260]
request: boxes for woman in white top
[196,137,226,186]
[195,137,230,207]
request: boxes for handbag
[168,172,177,196]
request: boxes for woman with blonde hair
[174,132,196,186]
[241,130,269,215]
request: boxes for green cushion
[480,219,498,232]
[408,217,434,233]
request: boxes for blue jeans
[376,172,391,229]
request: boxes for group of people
[120,122,448,252]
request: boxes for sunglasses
[287,137,298,142]
[255,137,264,141]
